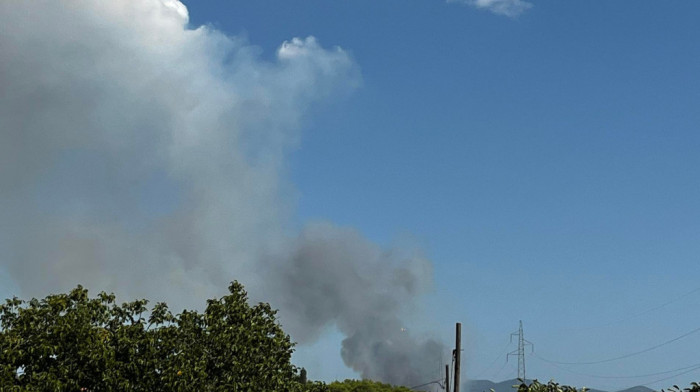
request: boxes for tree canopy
[328,379,418,392]
[0,282,323,391]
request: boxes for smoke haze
[0,0,444,385]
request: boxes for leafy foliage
[507,379,588,392]
[328,379,418,392]
[663,383,700,392]
[0,282,321,391]
[511,379,700,392]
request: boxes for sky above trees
[1,0,700,390]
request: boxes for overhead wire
[557,286,700,333]
[534,325,700,365]
[493,358,514,380]
[475,341,514,379]
[411,353,452,391]
[641,364,700,387]
[530,353,700,380]
[410,379,444,390]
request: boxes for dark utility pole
[454,323,461,392]
[445,364,450,392]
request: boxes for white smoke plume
[0,0,443,386]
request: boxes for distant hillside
[464,379,656,392]
[616,387,657,392]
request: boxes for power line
[531,354,700,380]
[620,286,700,322]
[475,341,513,379]
[558,286,700,333]
[493,358,513,380]
[410,379,444,390]
[535,325,700,365]
[641,364,700,387]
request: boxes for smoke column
[0,0,444,385]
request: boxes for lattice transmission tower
[507,320,533,380]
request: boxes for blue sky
[188,0,700,388]
[1,0,700,390]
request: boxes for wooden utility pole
[454,323,461,392]
[445,364,450,392]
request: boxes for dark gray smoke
[0,0,444,386]
[266,223,445,385]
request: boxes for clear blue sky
[187,1,700,389]
[1,0,699,390]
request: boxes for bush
[511,379,589,392]
[329,379,419,392]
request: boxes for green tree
[328,379,420,392]
[0,281,324,391]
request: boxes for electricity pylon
[507,320,533,380]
